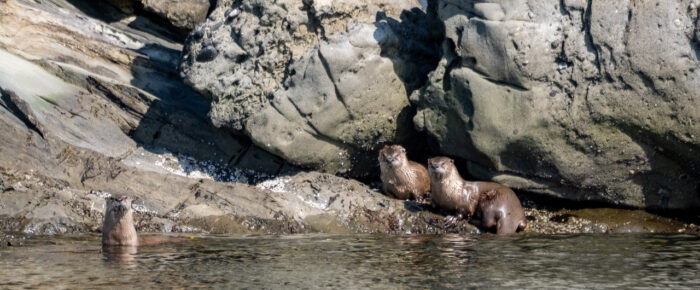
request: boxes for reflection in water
[102,246,137,263]
[1,233,700,288]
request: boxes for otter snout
[116,204,128,212]
[107,195,132,215]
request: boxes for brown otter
[427,157,526,234]
[102,195,189,247]
[103,195,138,246]
[378,145,430,202]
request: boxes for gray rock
[414,0,700,209]
[140,0,211,31]
[102,0,211,31]
[0,0,476,236]
[180,0,442,176]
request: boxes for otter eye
[401,148,406,153]
[450,159,454,164]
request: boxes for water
[2,233,699,288]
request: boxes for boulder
[414,0,700,209]
[140,0,211,31]
[180,0,443,176]
[102,0,211,31]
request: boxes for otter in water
[102,195,189,247]
[427,157,527,234]
[378,145,430,202]
[102,195,138,246]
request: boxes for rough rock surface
[140,0,211,31]
[0,0,472,236]
[0,0,284,173]
[103,0,212,32]
[180,0,443,176]
[0,0,696,237]
[414,0,700,209]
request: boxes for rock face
[414,0,700,209]
[140,0,211,31]
[0,0,474,236]
[103,0,211,32]
[180,0,443,176]
[0,0,283,174]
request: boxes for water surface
[1,233,699,288]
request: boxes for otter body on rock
[427,157,527,234]
[378,145,430,201]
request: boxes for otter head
[378,145,407,169]
[106,195,133,218]
[427,157,454,180]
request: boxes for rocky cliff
[180,0,443,176]
[414,0,699,209]
[0,0,697,237]
[182,0,700,210]
[0,0,470,235]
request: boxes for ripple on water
[1,233,699,288]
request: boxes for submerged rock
[180,0,443,177]
[414,0,700,209]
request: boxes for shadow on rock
[371,0,445,166]
[127,43,291,182]
[374,2,444,96]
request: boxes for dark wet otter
[102,195,189,247]
[427,157,527,234]
[378,145,430,202]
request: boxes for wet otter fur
[378,145,430,202]
[427,157,527,234]
[103,195,138,246]
[102,195,188,247]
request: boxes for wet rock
[414,0,700,209]
[523,207,696,234]
[180,0,443,177]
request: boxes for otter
[427,157,527,234]
[103,195,138,246]
[378,145,430,202]
[102,195,189,247]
